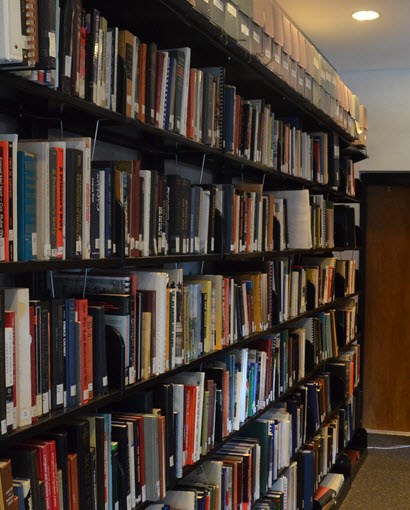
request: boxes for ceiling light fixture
[352,10,380,21]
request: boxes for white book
[133,271,168,375]
[140,170,152,256]
[196,70,203,142]
[162,490,196,510]
[320,472,344,495]
[0,0,23,63]
[5,288,31,427]
[273,189,312,249]
[4,326,13,432]
[99,169,105,259]
[65,137,92,259]
[18,140,50,260]
[110,27,119,111]
[169,371,205,462]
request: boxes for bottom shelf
[332,447,368,510]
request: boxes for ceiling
[275,0,410,72]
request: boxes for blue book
[301,449,315,510]
[17,151,37,261]
[13,481,25,510]
[65,298,77,408]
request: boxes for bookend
[105,324,126,397]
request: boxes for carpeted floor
[339,433,410,510]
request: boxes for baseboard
[366,428,410,436]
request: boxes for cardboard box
[298,32,307,70]
[304,73,313,102]
[252,0,265,27]
[239,0,253,17]
[272,2,284,46]
[359,104,368,130]
[280,49,290,84]
[225,0,239,39]
[290,23,300,62]
[210,0,225,28]
[261,31,272,69]
[312,79,320,107]
[251,21,263,56]
[264,0,275,37]
[195,0,211,17]
[271,40,282,76]
[312,46,321,83]
[289,58,298,89]
[297,65,305,96]
[238,11,252,53]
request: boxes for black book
[166,174,184,254]
[152,384,176,487]
[327,131,340,188]
[149,170,159,255]
[37,0,57,69]
[60,419,92,510]
[95,416,107,509]
[85,8,100,103]
[88,306,108,396]
[50,299,65,410]
[65,148,83,259]
[9,447,41,509]
[145,42,158,126]
[111,421,131,510]
[39,300,50,414]
[202,67,226,149]
[334,205,356,248]
[43,431,69,510]
[59,0,76,94]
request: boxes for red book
[223,277,230,345]
[86,315,93,401]
[184,385,197,465]
[75,299,89,404]
[24,441,53,510]
[39,439,59,510]
[138,43,148,122]
[55,147,64,260]
[29,305,37,422]
[67,453,79,510]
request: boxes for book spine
[90,167,100,259]
[50,300,64,410]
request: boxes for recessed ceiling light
[352,10,380,21]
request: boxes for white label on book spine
[65,56,72,78]
[103,376,108,387]
[0,239,4,261]
[1,420,6,435]
[43,394,49,414]
[49,32,56,58]
[88,383,93,394]
[83,388,89,401]
[170,455,174,467]
[241,24,249,37]
[76,240,82,253]
[213,0,223,11]
[32,233,37,256]
[56,384,64,406]
[95,238,100,249]
[57,246,64,257]
[44,244,51,258]
[71,385,76,397]
[227,3,237,16]
[127,494,132,510]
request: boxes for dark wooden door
[363,179,410,431]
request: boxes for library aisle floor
[339,434,410,509]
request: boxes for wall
[342,69,410,172]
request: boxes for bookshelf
[0,1,367,509]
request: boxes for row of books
[0,0,365,143]
[3,2,357,190]
[1,258,357,430]
[0,355,359,509]
[0,134,357,262]
[273,256,357,323]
